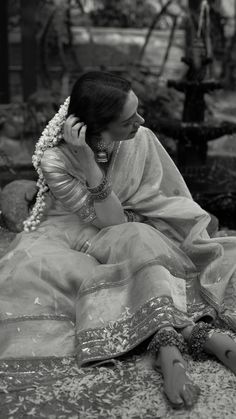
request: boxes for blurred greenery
[8,0,187,30]
[5,0,235,152]
[89,0,158,28]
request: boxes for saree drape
[0,127,236,365]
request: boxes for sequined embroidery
[76,295,194,365]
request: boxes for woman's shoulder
[137,126,157,140]
[135,126,160,150]
[136,127,170,162]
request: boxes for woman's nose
[134,114,145,128]
[137,114,145,125]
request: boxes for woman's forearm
[93,192,126,227]
[83,152,126,228]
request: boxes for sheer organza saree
[0,127,236,365]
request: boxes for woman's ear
[100,130,113,144]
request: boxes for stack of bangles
[88,176,144,223]
[87,175,112,201]
[124,209,142,222]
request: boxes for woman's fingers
[63,115,78,139]
[65,117,82,132]
[63,115,86,145]
[71,122,85,137]
[64,115,79,129]
[71,122,83,135]
[63,118,93,158]
[77,124,87,146]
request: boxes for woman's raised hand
[63,115,88,148]
[63,115,96,170]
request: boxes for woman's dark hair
[67,71,131,144]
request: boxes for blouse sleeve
[40,149,96,223]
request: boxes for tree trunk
[21,0,37,101]
[0,0,9,103]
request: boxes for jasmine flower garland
[23,97,70,232]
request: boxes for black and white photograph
[1,1,236,417]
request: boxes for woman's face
[105,90,145,142]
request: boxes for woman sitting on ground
[1,71,236,410]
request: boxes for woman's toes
[164,391,184,409]
[180,383,200,408]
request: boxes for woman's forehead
[118,90,138,123]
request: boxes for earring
[94,138,115,164]
[94,140,109,163]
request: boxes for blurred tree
[0,0,9,103]
[220,0,236,86]
[20,0,37,100]
[37,0,85,95]
[90,0,157,28]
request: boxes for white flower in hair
[23,97,70,232]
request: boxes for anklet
[147,328,186,357]
[188,322,212,360]
[188,321,223,360]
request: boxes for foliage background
[1,0,236,227]
[2,0,236,172]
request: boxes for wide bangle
[124,210,141,222]
[87,175,107,194]
[147,328,186,357]
[93,182,112,201]
[88,175,112,202]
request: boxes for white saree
[0,127,236,365]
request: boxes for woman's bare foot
[155,345,200,409]
[182,325,236,375]
[205,332,236,374]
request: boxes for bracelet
[87,175,112,202]
[147,328,186,357]
[124,210,135,222]
[87,174,107,194]
[124,210,141,222]
[93,182,112,201]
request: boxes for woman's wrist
[88,175,112,201]
[84,157,104,188]
[124,210,145,223]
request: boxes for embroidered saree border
[76,295,194,365]
[0,314,74,324]
[200,288,236,333]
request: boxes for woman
[1,71,236,410]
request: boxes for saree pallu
[0,127,236,365]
